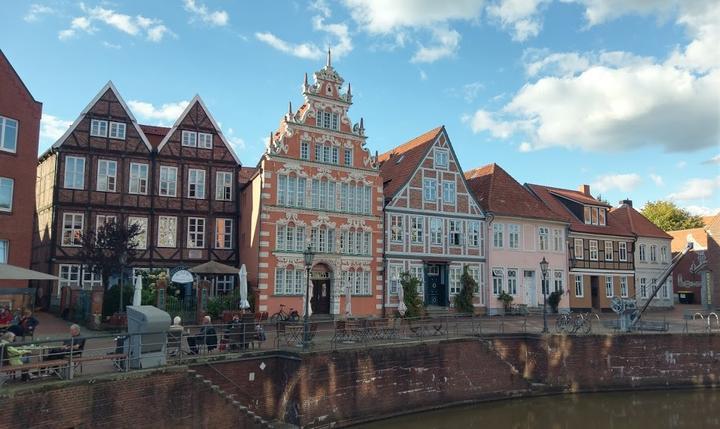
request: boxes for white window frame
[344,148,352,166]
[96,159,117,192]
[159,166,178,197]
[198,132,213,149]
[604,241,613,261]
[215,171,233,201]
[506,269,518,295]
[492,268,504,295]
[468,221,480,247]
[157,216,177,248]
[188,169,206,199]
[109,121,126,140]
[619,242,628,261]
[182,130,197,147]
[90,119,108,137]
[449,266,462,296]
[96,214,116,230]
[64,156,86,190]
[605,276,613,298]
[537,226,549,251]
[61,213,84,247]
[390,215,404,243]
[410,216,424,244]
[0,239,8,263]
[620,276,628,298]
[493,223,504,248]
[423,178,437,202]
[660,246,668,264]
[187,217,206,248]
[552,229,563,252]
[430,217,443,245]
[301,141,310,160]
[639,244,646,262]
[639,277,647,298]
[553,270,563,293]
[128,216,147,250]
[442,180,456,204]
[0,116,18,153]
[434,148,449,169]
[214,218,233,249]
[575,275,584,297]
[129,163,149,195]
[574,238,583,259]
[589,240,599,261]
[448,220,461,246]
[508,224,520,249]
[58,264,81,292]
[650,245,657,263]
[0,177,13,212]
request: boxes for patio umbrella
[132,274,143,306]
[303,279,314,318]
[239,264,250,310]
[0,263,58,280]
[344,277,352,316]
[396,273,407,316]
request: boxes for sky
[2,0,719,216]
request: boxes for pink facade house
[465,164,570,315]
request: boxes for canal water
[356,389,720,429]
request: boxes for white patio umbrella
[396,273,407,316]
[132,274,143,306]
[344,277,352,317]
[239,264,250,310]
[303,279,314,317]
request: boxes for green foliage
[102,283,134,317]
[205,288,244,319]
[548,291,563,313]
[399,272,425,318]
[454,266,477,313]
[78,221,142,292]
[641,200,704,231]
[497,291,514,311]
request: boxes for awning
[188,260,239,275]
[0,264,59,281]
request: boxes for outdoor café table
[21,344,51,363]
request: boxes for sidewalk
[30,310,95,340]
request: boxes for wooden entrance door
[591,276,600,309]
[425,264,447,306]
[310,266,331,314]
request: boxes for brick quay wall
[1,335,718,428]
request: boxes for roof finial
[304,72,308,86]
[288,101,293,116]
[347,82,352,96]
[326,47,331,68]
[269,131,273,145]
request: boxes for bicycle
[269,304,300,322]
[555,312,592,335]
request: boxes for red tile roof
[702,214,719,227]
[139,124,170,149]
[378,126,443,200]
[548,188,611,207]
[611,204,672,239]
[668,228,708,252]
[238,166,258,186]
[464,163,564,222]
[527,183,634,237]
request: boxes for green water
[356,389,720,429]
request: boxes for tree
[399,272,424,318]
[454,266,477,313]
[78,221,142,293]
[641,201,704,231]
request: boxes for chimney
[579,184,591,196]
[620,199,633,207]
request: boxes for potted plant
[548,291,563,313]
[497,291,513,313]
[453,266,477,314]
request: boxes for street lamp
[540,256,549,333]
[302,245,315,350]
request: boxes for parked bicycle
[555,312,594,335]
[269,304,300,322]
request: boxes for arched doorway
[310,263,332,314]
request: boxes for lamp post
[302,245,315,351]
[540,257,549,333]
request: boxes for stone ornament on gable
[275,256,304,267]
[277,212,307,227]
[277,162,307,177]
[311,215,336,228]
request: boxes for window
[348,269,371,296]
[575,275,584,297]
[589,240,598,260]
[187,217,205,248]
[449,220,461,246]
[129,163,148,195]
[410,265,424,294]
[128,217,147,249]
[390,215,404,242]
[324,111,331,129]
[82,266,102,289]
[64,156,85,189]
[619,242,628,261]
[188,169,206,199]
[316,110,323,127]
[552,229,563,252]
[423,178,437,201]
[661,278,670,298]
[639,244,646,262]
[332,147,339,164]
[198,133,213,149]
[492,268,504,295]
[430,217,443,245]
[109,122,126,139]
[650,278,657,298]
[639,278,647,298]
[650,245,657,262]
[574,238,583,259]
[344,148,352,166]
[215,218,233,249]
[605,241,613,261]
[584,206,592,224]
[310,226,335,253]
[182,130,197,147]
[0,177,13,212]
[0,116,18,152]
[90,119,108,137]
[275,267,305,295]
[157,216,177,247]
[508,224,520,249]
[605,276,613,298]
[314,143,322,161]
[620,276,628,297]
[507,269,518,295]
[96,160,117,192]
[0,240,7,263]
[301,141,310,160]
[449,267,462,296]
[442,180,456,204]
[61,213,84,246]
[553,271,563,293]
[469,265,482,295]
[538,227,549,251]
[468,221,480,247]
[599,208,606,225]
[216,171,233,201]
[661,246,668,263]
[215,275,235,295]
[277,224,306,252]
[410,216,424,244]
[159,166,177,197]
[389,264,402,294]
[331,113,339,131]
[434,148,449,168]
[541,274,550,295]
[96,215,116,229]
[59,264,81,290]
[592,207,598,225]
[493,223,504,248]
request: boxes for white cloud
[102,41,122,49]
[667,176,720,201]
[225,128,247,152]
[419,70,428,80]
[183,0,229,27]
[255,32,324,60]
[411,27,460,63]
[343,0,485,33]
[563,0,678,27]
[128,100,190,124]
[462,110,518,139]
[58,5,173,42]
[649,173,664,186]
[40,114,72,144]
[677,160,687,169]
[486,0,547,41]
[703,154,720,165]
[24,4,55,22]
[591,173,642,193]
[518,142,533,152]
[684,205,720,216]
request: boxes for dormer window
[583,205,606,225]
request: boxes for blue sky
[2,0,718,215]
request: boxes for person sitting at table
[0,307,13,326]
[167,316,184,356]
[46,324,84,361]
[224,315,243,351]
[0,331,33,381]
[8,308,39,340]
[187,316,217,355]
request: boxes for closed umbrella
[303,279,314,318]
[132,274,143,306]
[344,277,352,317]
[396,273,407,316]
[239,264,250,310]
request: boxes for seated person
[47,324,84,361]
[8,309,39,339]
[187,316,217,355]
[167,316,184,356]
[0,331,30,366]
[0,307,13,326]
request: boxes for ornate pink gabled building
[239,55,384,317]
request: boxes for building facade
[465,164,569,315]
[239,57,384,317]
[528,184,636,311]
[669,214,719,307]
[32,82,241,305]
[0,50,43,309]
[379,127,485,312]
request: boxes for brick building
[239,56,384,317]
[378,127,485,312]
[527,184,636,311]
[32,82,241,305]
[669,213,719,307]
[0,50,43,309]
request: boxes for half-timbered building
[239,55,384,317]
[379,127,486,312]
[32,82,241,305]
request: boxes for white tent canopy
[0,264,58,281]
